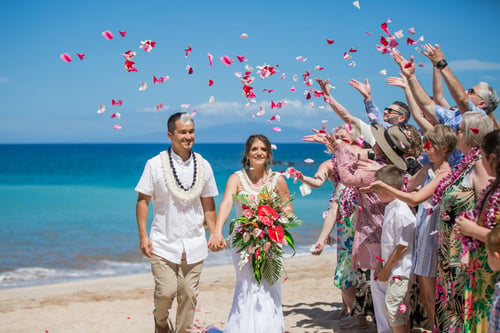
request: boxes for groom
[135,112,219,333]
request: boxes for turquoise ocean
[0,143,335,288]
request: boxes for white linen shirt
[135,150,218,264]
[381,199,415,279]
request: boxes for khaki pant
[150,254,203,333]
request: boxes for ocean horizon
[0,143,336,289]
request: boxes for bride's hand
[208,233,227,251]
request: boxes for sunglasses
[467,88,486,102]
[384,107,404,116]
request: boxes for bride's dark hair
[241,134,273,169]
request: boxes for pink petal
[272,127,281,132]
[398,303,407,314]
[381,22,390,36]
[314,65,324,71]
[208,79,214,87]
[97,104,106,114]
[343,52,351,60]
[280,73,286,79]
[191,109,197,118]
[240,33,248,39]
[430,230,439,236]
[156,103,164,111]
[352,1,360,9]
[181,104,191,109]
[77,53,85,60]
[418,62,424,68]
[102,30,114,40]
[186,65,193,74]
[60,53,72,63]
[113,124,122,130]
[111,112,121,119]
[220,55,235,66]
[304,158,314,163]
[379,69,387,75]
[355,137,365,147]
[345,122,352,134]
[112,99,123,106]
[236,55,246,62]
[290,86,296,92]
[119,31,127,37]
[406,37,415,45]
[234,72,242,78]
[208,53,213,67]
[408,27,415,35]
[326,38,334,44]
[366,31,372,36]
[308,102,315,108]
[138,81,147,91]
[389,39,399,48]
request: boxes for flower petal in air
[314,65,324,71]
[344,122,352,134]
[139,81,147,91]
[208,79,214,87]
[180,113,191,125]
[60,53,72,63]
[379,69,387,75]
[191,109,197,118]
[240,33,248,39]
[111,112,121,119]
[208,53,213,67]
[97,104,106,114]
[394,30,404,39]
[309,102,315,108]
[156,103,164,111]
[381,22,390,36]
[119,31,127,37]
[186,65,193,75]
[184,45,192,58]
[326,38,334,44]
[343,52,351,60]
[112,99,123,106]
[112,124,122,130]
[406,37,415,45]
[304,158,314,163]
[349,47,357,53]
[236,55,246,62]
[355,136,365,147]
[220,55,234,66]
[272,127,281,132]
[77,53,85,60]
[352,1,360,9]
[209,96,215,106]
[408,27,415,35]
[102,30,114,40]
[180,104,191,109]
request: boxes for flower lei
[462,180,500,251]
[431,146,481,206]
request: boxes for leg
[370,271,392,333]
[150,255,177,331]
[342,286,357,315]
[176,254,203,333]
[418,275,437,330]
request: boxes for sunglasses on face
[467,88,486,102]
[384,107,403,116]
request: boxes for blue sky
[1,0,500,143]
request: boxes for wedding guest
[455,129,500,332]
[431,112,494,332]
[486,226,500,333]
[371,165,416,333]
[135,112,219,333]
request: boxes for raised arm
[431,62,451,109]
[349,78,384,125]
[386,74,433,134]
[423,44,469,114]
[392,52,439,124]
[298,160,333,189]
[316,78,362,132]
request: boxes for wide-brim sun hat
[370,124,410,171]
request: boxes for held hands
[422,44,445,65]
[208,233,227,252]
[310,241,324,256]
[348,78,372,100]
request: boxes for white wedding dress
[223,170,285,333]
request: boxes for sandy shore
[0,252,376,333]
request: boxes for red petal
[326,38,334,44]
[60,53,72,63]
[423,141,431,149]
[77,53,85,60]
[389,39,398,48]
[381,22,390,35]
[380,36,388,46]
[470,127,479,134]
[404,62,412,69]
[376,256,385,262]
[102,30,114,40]
[406,37,415,45]
[236,55,245,62]
[208,79,214,87]
[349,47,357,53]
[119,31,127,37]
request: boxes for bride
[210,134,293,333]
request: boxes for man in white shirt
[135,112,219,333]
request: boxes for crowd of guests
[298,44,500,333]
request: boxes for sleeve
[333,143,379,188]
[358,119,376,147]
[394,210,415,247]
[201,160,219,198]
[468,100,486,114]
[135,159,155,196]
[364,99,387,127]
[434,104,459,128]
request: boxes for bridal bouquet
[228,187,303,285]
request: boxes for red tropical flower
[268,224,284,243]
[257,205,279,226]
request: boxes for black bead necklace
[168,147,197,191]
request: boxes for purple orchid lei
[462,180,500,251]
[431,146,482,206]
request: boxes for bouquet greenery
[228,187,303,285]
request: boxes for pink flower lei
[431,146,482,206]
[462,180,500,251]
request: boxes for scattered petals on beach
[102,30,114,40]
[184,44,192,58]
[112,124,122,130]
[112,99,123,106]
[60,53,72,63]
[97,104,106,114]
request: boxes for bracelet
[435,59,448,69]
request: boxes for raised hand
[386,73,408,89]
[391,52,416,77]
[315,78,331,97]
[422,43,445,65]
[348,78,372,100]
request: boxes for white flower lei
[160,150,206,204]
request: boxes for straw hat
[370,124,411,170]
